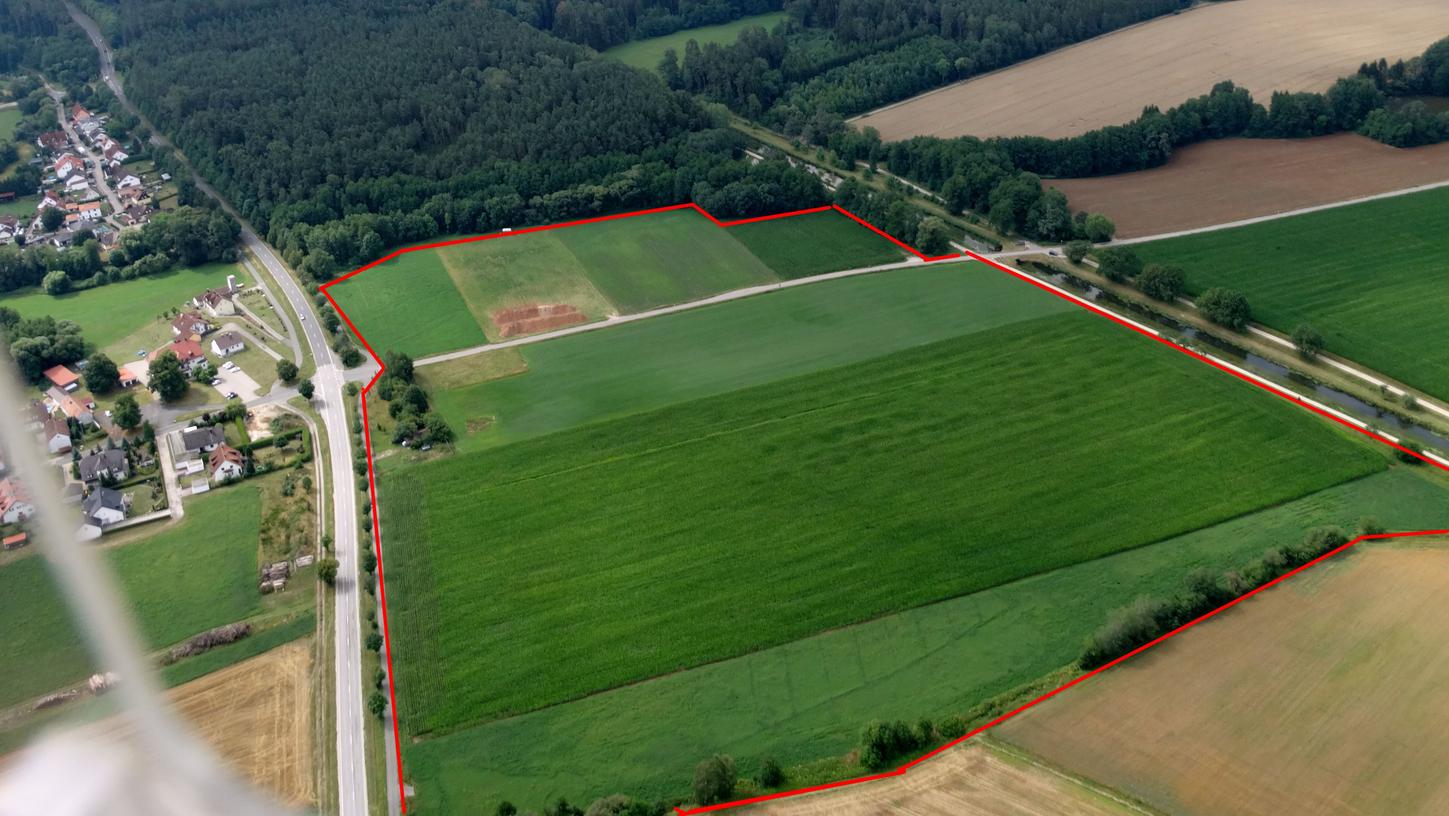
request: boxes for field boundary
[317,201,1449,814]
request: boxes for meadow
[330,207,920,357]
[603,12,787,71]
[383,308,1387,739]
[1001,543,1449,816]
[0,106,20,139]
[0,485,264,709]
[398,467,1449,812]
[0,261,247,353]
[1132,186,1449,400]
[726,210,906,279]
[425,262,1073,451]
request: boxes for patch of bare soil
[491,303,587,338]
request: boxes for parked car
[225,391,238,400]
[211,378,224,386]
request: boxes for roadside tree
[113,394,141,430]
[692,755,737,806]
[276,358,299,383]
[1199,287,1252,331]
[83,352,120,393]
[1096,247,1142,282]
[1063,240,1090,263]
[1291,323,1325,360]
[149,351,189,402]
[1137,264,1186,301]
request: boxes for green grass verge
[327,249,488,359]
[384,309,1387,738]
[603,12,787,71]
[402,466,1449,813]
[726,210,907,279]
[427,262,1073,453]
[0,485,265,708]
[1131,186,1449,400]
[0,261,248,353]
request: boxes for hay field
[738,742,1148,816]
[1000,547,1449,816]
[853,0,1449,140]
[1054,135,1449,238]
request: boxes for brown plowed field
[1000,547,1449,816]
[740,743,1149,816]
[492,303,587,338]
[1051,134,1449,237]
[853,0,1449,140]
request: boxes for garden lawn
[727,209,907,279]
[1132,186,1449,400]
[383,309,1387,739]
[0,485,264,709]
[0,107,20,139]
[0,194,37,217]
[401,466,1449,814]
[0,262,247,353]
[555,208,777,312]
[326,250,487,359]
[425,262,1073,452]
[603,12,787,71]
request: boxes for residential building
[2,533,28,551]
[77,201,103,221]
[156,339,208,373]
[24,400,51,432]
[116,174,142,189]
[53,154,84,180]
[210,331,245,357]
[181,426,226,454]
[77,448,129,484]
[37,131,68,152]
[209,444,246,482]
[0,478,35,524]
[118,363,144,388]
[193,282,240,317]
[102,143,129,167]
[43,365,80,392]
[170,312,212,340]
[46,388,94,426]
[42,417,72,455]
[79,487,130,537]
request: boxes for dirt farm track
[1050,134,1449,237]
[853,0,1449,141]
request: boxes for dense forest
[0,0,98,87]
[491,0,781,51]
[660,0,1191,130]
[112,0,827,277]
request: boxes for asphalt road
[63,5,376,815]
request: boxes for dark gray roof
[181,426,226,452]
[77,449,127,482]
[82,486,125,515]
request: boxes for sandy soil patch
[740,742,1147,816]
[854,0,1449,140]
[491,303,587,338]
[999,547,1449,816]
[1051,134,1449,237]
[244,403,286,441]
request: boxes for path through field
[739,742,1149,816]
[853,0,1449,140]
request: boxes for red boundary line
[316,202,1449,814]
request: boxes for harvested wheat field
[999,547,1449,816]
[1051,134,1449,238]
[854,0,1449,140]
[741,742,1148,816]
[84,640,315,807]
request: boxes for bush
[1082,213,1116,243]
[1063,240,1090,263]
[1397,438,1426,464]
[276,358,299,383]
[317,557,339,585]
[757,756,783,788]
[691,754,736,806]
[1137,264,1186,301]
[1096,247,1142,282]
[365,631,383,651]
[367,690,387,718]
[859,719,920,770]
[937,714,968,740]
[1356,516,1385,537]
[1291,323,1324,360]
[1198,287,1251,331]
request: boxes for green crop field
[555,209,776,312]
[603,12,788,71]
[383,309,1386,739]
[0,261,247,353]
[0,485,265,709]
[1132,187,1449,400]
[327,250,488,359]
[427,263,1073,452]
[402,467,1449,813]
[727,210,907,279]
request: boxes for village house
[0,215,17,243]
[78,487,130,539]
[42,417,72,455]
[170,312,212,340]
[43,365,80,393]
[53,154,85,181]
[77,201,103,221]
[118,362,144,389]
[210,331,245,357]
[121,204,152,226]
[102,143,129,168]
[37,191,64,212]
[24,401,51,432]
[208,444,246,483]
[2,533,27,551]
[0,478,35,525]
[46,387,95,426]
[70,104,91,122]
[155,339,209,373]
[193,279,241,317]
[37,131,68,152]
[77,448,129,485]
[181,425,226,455]
[116,174,142,189]
[118,186,148,206]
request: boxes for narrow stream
[1034,266,1449,454]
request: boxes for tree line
[493,0,781,52]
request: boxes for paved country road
[62,5,379,816]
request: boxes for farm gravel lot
[853,0,1449,140]
[1052,135,1449,238]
